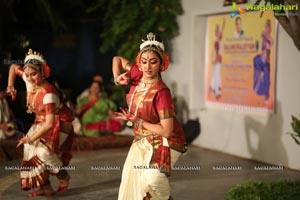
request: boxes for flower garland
[42,62,51,78]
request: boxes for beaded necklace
[26,90,39,113]
[126,86,149,127]
[26,81,46,113]
[140,79,156,88]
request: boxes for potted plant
[289,115,300,145]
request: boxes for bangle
[138,118,144,129]
[26,135,32,144]
[7,86,14,90]
[125,62,132,71]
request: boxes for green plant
[226,180,300,200]
[87,0,183,61]
[288,115,300,145]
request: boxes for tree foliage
[87,0,183,61]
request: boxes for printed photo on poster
[204,11,277,112]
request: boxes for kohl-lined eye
[25,72,38,77]
[150,60,159,65]
[141,59,159,65]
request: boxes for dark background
[0,0,115,104]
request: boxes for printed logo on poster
[230,1,298,18]
[230,2,246,18]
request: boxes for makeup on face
[24,67,43,86]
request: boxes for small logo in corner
[230,2,246,18]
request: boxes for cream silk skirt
[20,122,63,189]
[118,137,181,200]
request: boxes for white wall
[164,0,300,170]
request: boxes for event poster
[204,11,277,112]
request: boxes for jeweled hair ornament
[136,33,170,72]
[139,32,165,51]
[24,49,51,78]
[24,49,45,63]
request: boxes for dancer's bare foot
[57,174,70,193]
[28,185,54,197]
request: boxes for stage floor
[1,146,300,199]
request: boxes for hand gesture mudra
[113,107,137,124]
[6,86,17,100]
[115,72,130,85]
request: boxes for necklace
[26,90,39,113]
[26,81,46,113]
[126,86,149,126]
[140,78,160,88]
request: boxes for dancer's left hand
[113,107,137,123]
[16,135,31,148]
